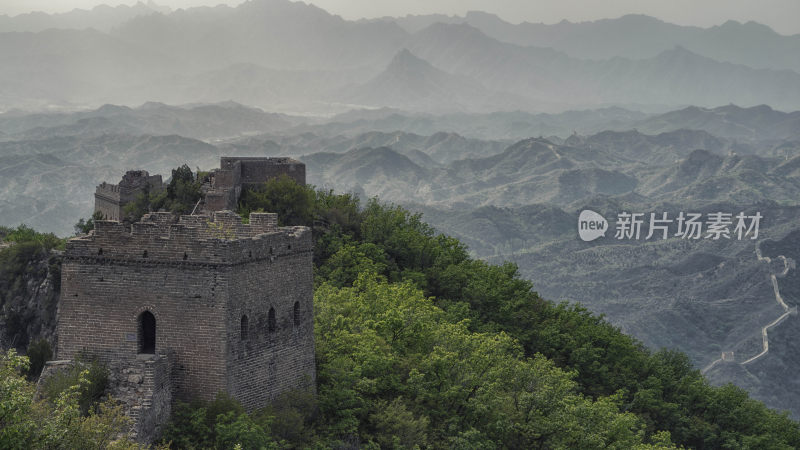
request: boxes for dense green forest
[2,170,800,449]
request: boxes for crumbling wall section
[37,354,173,444]
[108,353,173,443]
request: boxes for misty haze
[3,0,800,448]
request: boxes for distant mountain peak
[375,49,455,87]
[417,21,486,39]
[96,104,132,114]
[464,11,502,21]
[616,13,664,23]
[387,49,430,71]
[138,101,169,110]
[655,45,711,62]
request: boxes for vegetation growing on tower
[123,164,205,223]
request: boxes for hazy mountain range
[3,0,800,113]
[4,101,796,145]
[0,1,169,33]
[4,0,800,421]
[5,98,800,415]
[1,100,799,236]
[382,11,800,73]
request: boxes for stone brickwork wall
[225,231,315,410]
[57,226,230,403]
[94,171,163,221]
[204,157,306,211]
[36,359,74,397]
[56,210,315,414]
[95,183,123,221]
[221,157,305,186]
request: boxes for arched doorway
[139,311,156,354]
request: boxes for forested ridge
[1,171,799,449]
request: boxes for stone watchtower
[203,157,305,212]
[94,170,164,221]
[53,210,316,440]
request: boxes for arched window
[138,311,156,354]
[293,301,301,327]
[240,315,249,340]
[268,307,276,333]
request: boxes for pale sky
[2,0,800,36]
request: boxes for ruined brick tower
[94,170,164,221]
[54,207,315,440]
[203,157,306,212]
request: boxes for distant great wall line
[740,242,796,365]
[701,241,796,374]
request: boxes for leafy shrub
[124,164,204,222]
[73,211,106,235]
[160,392,275,449]
[256,387,318,447]
[214,411,276,450]
[1,224,65,250]
[42,358,109,415]
[25,338,52,380]
[237,174,315,226]
[0,349,144,449]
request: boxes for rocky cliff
[0,242,61,352]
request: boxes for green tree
[73,211,106,235]
[1,224,65,250]
[123,182,159,223]
[237,174,314,226]
[313,274,669,448]
[123,165,203,222]
[25,338,52,380]
[315,242,388,287]
[160,392,285,449]
[165,164,203,214]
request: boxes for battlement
[66,211,311,266]
[63,159,316,440]
[97,182,122,194]
[95,182,122,201]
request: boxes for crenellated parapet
[66,211,311,266]
[61,159,316,443]
[96,182,122,196]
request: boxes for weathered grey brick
[55,209,315,442]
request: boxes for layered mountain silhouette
[0,102,298,141]
[3,0,800,112]
[405,23,800,110]
[345,49,532,112]
[387,12,800,72]
[638,104,800,141]
[0,1,169,33]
